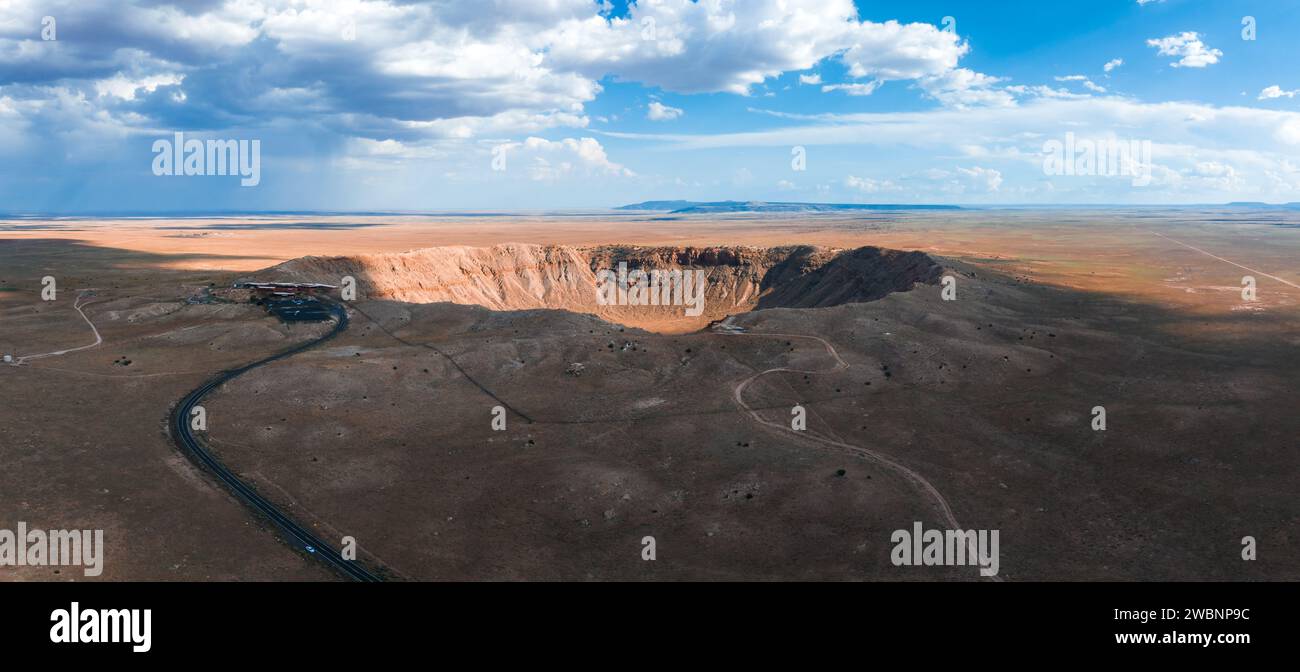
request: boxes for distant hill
[613,200,699,211]
[616,200,962,213]
[1225,202,1300,209]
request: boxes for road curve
[170,302,381,582]
[723,327,1003,582]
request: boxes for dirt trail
[13,291,103,365]
[723,326,1003,582]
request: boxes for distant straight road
[170,302,381,582]
[1145,230,1300,291]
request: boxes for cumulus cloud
[845,175,898,193]
[956,166,1003,192]
[1147,32,1222,68]
[1259,85,1299,100]
[0,0,994,152]
[919,68,1014,108]
[505,137,634,181]
[838,19,966,81]
[93,73,185,101]
[543,1,968,96]
[2,0,1288,207]
[646,101,683,121]
[0,0,1024,210]
[0,0,609,150]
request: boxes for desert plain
[1,207,1297,580]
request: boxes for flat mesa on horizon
[1224,202,1300,209]
[615,200,963,214]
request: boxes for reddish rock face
[260,243,942,334]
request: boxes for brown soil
[2,210,1297,581]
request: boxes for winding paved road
[170,302,381,582]
[172,299,992,581]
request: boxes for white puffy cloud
[507,136,633,181]
[920,68,1015,108]
[1259,85,1299,100]
[845,175,898,193]
[646,101,683,121]
[0,0,994,149]
[956,166,1003,192]
[0,0,1025,207]
[542,1,968,95]
[1147,32,1222,68]
[92,73,184,100]
[4,0,1290,206]
[838,19,966,81]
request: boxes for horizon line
[2,202,1294,218]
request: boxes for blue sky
[1,0,1298,212]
